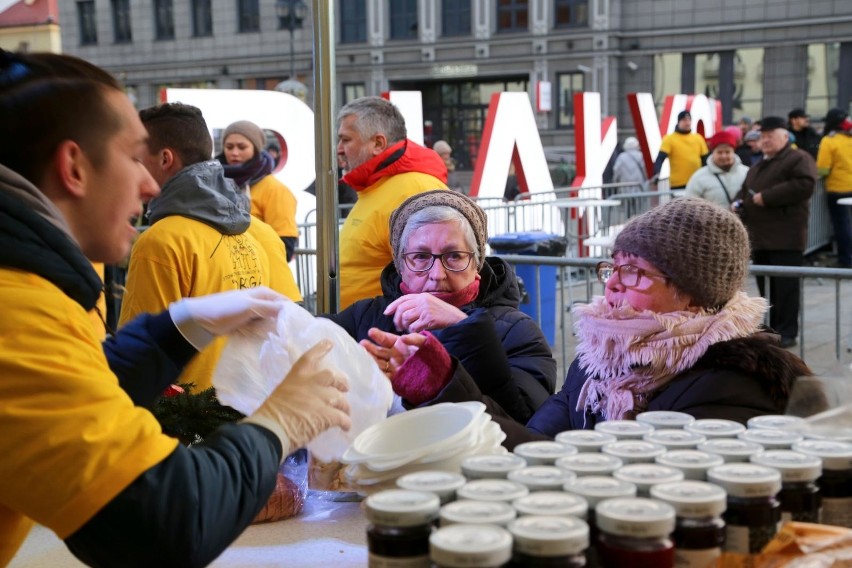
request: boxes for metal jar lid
[644,429,707,449]
[509,515,590,557]
[656,449,724,480]
[512,491,589,519]
[650,480,727,518]
[513,441,578,465]
[439,499,517,527]
[792,440,852,470]
[563,475,638,508]
[739,428,804,450]
[365,489,441,527]
[457,478,530,502]
[751,450,822,482]
[707,463,782,498]
[595,497,676,538]
[602,440,668,464]
[461,454,527,479]
[594,420,655,440]
[685,419,746,439]
[613,463,685,495]
[430,524,512,567]
[555,452,623,477]
[555,430,618,452]
[636,410,695,429]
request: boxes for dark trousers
[752,249,802,339]
[827,191,852,267]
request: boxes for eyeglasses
[596,261,668,287]
[402,251,475,273]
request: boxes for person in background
[120,102,302,391]
[734,116,818,349]
[218,120,299,262]
[369,199,809,448]
[737,129,763,167]
[737,116,754,140]
[816,108,852,268]
[330,190,555,424]
[266,143,282,168]
[652,110,709,189]
[612,136,647,217]
[788,108,821,160]
[433,139,464,194]
[685,130,749,208]
[337,96,448,309]
[0,50,350,567]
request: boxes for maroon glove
[391,331,453,405]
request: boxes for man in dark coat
[787,108,821,159]
[734,116,818,348]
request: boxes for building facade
[57,1,852,167]
[0,0,60,54]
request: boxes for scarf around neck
[574,291,767,421]
[220,151,274,188]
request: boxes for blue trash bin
[488,231,568,346]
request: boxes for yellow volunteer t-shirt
[660,132,709,187]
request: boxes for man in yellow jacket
[337,96,448,309]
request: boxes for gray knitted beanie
[613,198,750,309]
[222,120,266,156]
[390,190,488,270]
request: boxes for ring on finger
[384,360,390,372]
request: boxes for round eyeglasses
[402,251,475,273]
[596,261,668,287]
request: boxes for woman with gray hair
[325,190,555,423]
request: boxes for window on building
[192,0,213,37]
[238,0,260,32]
[343,83,366,104]
[154,0,175,40]
[77,1,97,45]
[111,0,132,43]
[442,0,471,37]
[340,0,367,43]
[806,43,839,121]
[556,72,584,128]
[390,0,418,40]
[554,0,588,28]
[497,0,528,32]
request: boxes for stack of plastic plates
[341,402,507,491]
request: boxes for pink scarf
[400,278,481,308]
[574,292,767,420]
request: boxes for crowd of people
[0,48,833,566]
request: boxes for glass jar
[439,500,517,527]
[461,454,527,480]
[650,481,727,568]
[512,491,589,519]
[612,463,685,497]
[636,411,695,430]
[697,439,764,463]
[644,429,707,450]
[738,428,804,450]
[595,497,676,568]
[751,450,822,523]
[555,430,618,453]
[555,453,623,477]
[594,420,655,440]
[602,440,668,465]
[513,441,578,466]
[457,479,529,503]
[656,449,724,481]
[793,439,852,528]
[508,465,576,492]
[430,524,512,568]
[508,515,589,567]
[365,489,440,568]
[747,415,807,431]
[707,463,782,553]
[685,419,746,439]
[396,471,467,505]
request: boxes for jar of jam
[685,419,746,439]
[636,411,695,430]
[595,420,655,440]
[508,466,577,492]
[396,471,467,505]
[555,453,623,477]
[508,515,589,567]
[612,463,685,497]
[747,415,807,431]
[365,489,440,568]
[644,429,707,450]
[555,430,618,453]
[439,500,517,527]
[457,479,529,503]
[430,524,512,567]
[697,439,764,463]
[650,481,727,568]
[738,428,804,450]
[513,441,578,465]
[707,463,782,553]
[512,491,589,519]
[595,497,676,568]
[792,439,852,528]
[751,449,822,523]
[656,449,724,481]
[461,454,527,480]
[602,440,668,464]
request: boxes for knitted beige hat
[222,120,266,155]
[390,190,488,269]
[613,198,750,309]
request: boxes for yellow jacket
[816,132,852,192]
[250,174,299,238]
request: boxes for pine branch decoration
[152,383,245,446]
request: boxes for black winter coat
[325,257,556,423]
[432,332,809,450]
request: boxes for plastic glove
[169,286,287,350]
[243,340,352,461]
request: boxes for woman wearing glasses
[326,190,555,423]
[369,197,811,448]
